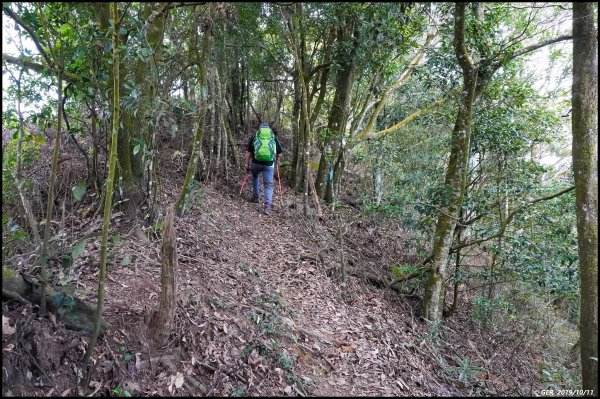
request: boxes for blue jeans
[251,163,274,205]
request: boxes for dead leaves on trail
[3,177,547,397]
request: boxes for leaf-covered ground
[2,141,578,397]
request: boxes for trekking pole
[276,163,283,207]
[239,172,249,196]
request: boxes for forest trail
[3,168,546,397]
[83,172,456,397]
[151,174,457,396]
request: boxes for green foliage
[72,181,87,203]
[111,386,132,397]
[279,351,293,370]
[447,356,484,384]
[421,318,448,346]
[504,187,578,300]
[470,296,515,324]
[119,254,131,266]
[391,263,418,280]
[540,363,567,391]
[2,216,30,258]
[1,129,44,201]
[206,296,227,309]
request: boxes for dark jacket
[246,130,283,166]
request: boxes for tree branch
[3,5,54,69]
[355,95,449,142]
[3,54,83,83]
[422,185,576,265]
[509,34,573,60]
[454,3,475,72]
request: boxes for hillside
[2,153,576,397]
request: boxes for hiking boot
[263,202,272,215]
[250,196,259,203]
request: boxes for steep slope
[2,166,566,397]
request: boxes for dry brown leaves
[2,150,558,397]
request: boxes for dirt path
[2,177,454,397]
[167,182,454,396]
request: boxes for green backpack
[253,126,276,162]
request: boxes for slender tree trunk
[572,3,598,395]
[225,115,240,169]
[143,3,166,224]
[175,18,212,215]
[325,141,346,205]
[422,3,477,322]
[89,103,101,195]
[213,66,228,178]
[229,52,241,136]
[372,139,384,205]
[206,71,215,181]
[448,225,463,317]
[38,62,65,316]
[291,72,302,189]
[315,149,329,199]
[95,3,142,218]
[83,2,120,364]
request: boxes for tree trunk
[149,206,178,345]
[206,70,215,181]
[39,66,65,316]
[325,145,345,204]
[95,3,143,219]
[422,3,477,322]
[229,53,241,136]
[84,2,120,363]
[317,21,357,201]
[291,72,303,189]
[175,17,212,216]
[572,3,598,395]
[225,115,240,169]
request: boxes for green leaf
[71,239,87,258]
[59,23,71,35]
[124,391,132,397]
[124,354,132,361]
[120,254,131,266]
[113,233,121,246]
[133,144,141,156]
[119,346,125,352]
[72,181,87,202]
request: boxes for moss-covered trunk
[318,21,357,201]
[572,3,598,394]
[422,3,477,322]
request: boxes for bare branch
[3,5,54,68]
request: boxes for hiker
[244,122,283,215]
